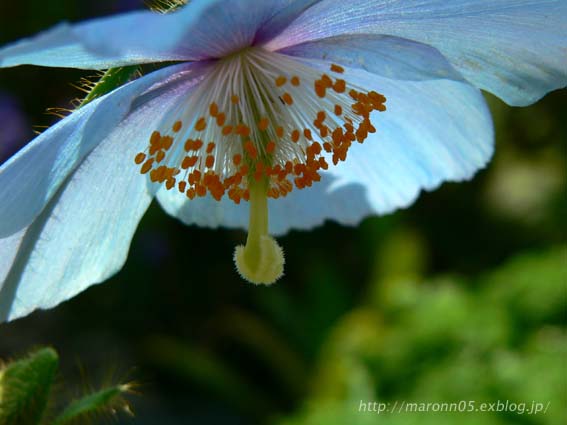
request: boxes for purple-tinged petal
[0,62,209,238]
[267,0,567,106]
[279,34,465,82]
[0,64,209,323]
[255,0,323,44]
[0,0,311,69]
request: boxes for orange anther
[321,74,333,88]
[206,155,215,168]
[233,154,242,165]
[140,159,154,174]
[156,151,165,163]
[209,102,219,117]
[182,156,198,169]
[184,139,194,151]
[276,126,284,138]
[356,127,367,143]
[193,139,204,150]
[266,141,276,154]
[222,125,233,136]
[211,189,223,202]
[291,130,300,143]
[312,142,322,155]
[275,76,287,87]
[186,188,196,200]
[314,82,326,98]
[150,130,161,146]
[231,95,239,104]
[330,64,344,73]
[172,120,182,132]
[206,142,215,154]
[333,79,346,93]
[160,136,173,150]
[282,92,293,105]
[332,127,344,145]
[178,181,187,193]
[290,76,300,86]
[303,129,313,140]
[258,117,269,131]
[369,91,385,101]
[149,167,161,183]
[216,112,226,126]
[134,152,146,165]
[188,170,201,185]
[244,140,258,159]
[235,124,251,137]
[196,184,207,197]
[334,104,343,116]
[195,117,207,131]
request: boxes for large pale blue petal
[0,0,312,69]
[267,0,567,106]
[157,64,493,235]
[0,62,205,239]
[280,34,464,81]
[0,70,203,322]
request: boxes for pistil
[234,178,284,284]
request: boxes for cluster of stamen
[135,53,386,204]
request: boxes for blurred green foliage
[277,246,565,425]
[0,348,134,425]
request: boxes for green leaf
[52,384,133,425]
[0,347,58,425]
[78,66,140,108]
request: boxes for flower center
[134,47,386,284]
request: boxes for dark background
[0,2,565,424]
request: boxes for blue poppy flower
[0,0,565,322]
